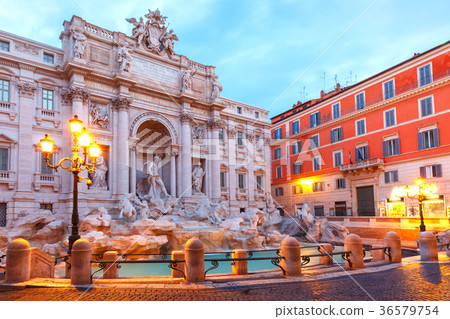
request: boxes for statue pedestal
[183,193,208,206]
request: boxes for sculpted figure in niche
[211,74,223,100]
[89,104,109,128]
[192,162,205,194]
[146,155,169,199]
[71,28,86,59]
[126,17,146,48]
[118,42,133,73]
[181,67,196,92]
[91,156,108,188]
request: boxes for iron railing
[363,246,392,261]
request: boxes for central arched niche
[135,120,173,198]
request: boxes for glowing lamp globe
[69,115,83,135]
[415,178,423,186]
[40,134,54,154]
[79,130,91,147]
[89,141,100,159]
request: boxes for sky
[0,0,449,118]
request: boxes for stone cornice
[62,60,93,78]
[206,118,225,130]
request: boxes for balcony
[0,101,17,121]
[340,157,384,176]
[35,108,61,128]
[33,173,60,192]
[220,187,229,200]
[235,187,248,200]
[0,171,16,189]
[254,188,265,200]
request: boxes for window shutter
[317,113,321,125]
[330,130,335,143]
[382,141,388,157]
[419,166,426,178]
[342,179,346,188]
[394,138,400,155]
[384,171,390,184]
[355,148,360,161]
[393,170,399,182]
[338,127,343,141]
[432,128,439,147]
[310,114,315,127]
[364,146,369,160]
[435,164,442,177]
[417,132,424,150]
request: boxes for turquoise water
[56,245,346,278]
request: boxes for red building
[270,41,450,244]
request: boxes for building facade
[270,41,450,234]
[0,11,271,226]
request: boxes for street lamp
[40,115,100,253]
[404,178,436,232]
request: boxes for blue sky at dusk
[0,0,449,117]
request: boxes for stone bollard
[232,249,248,275]
[371,244,385,261]
[71,239,92,285]
[184,238,204,282]
[384,231,402,262]
[419,231,438,261]
[344,234,364,269]
[102,251,119,279]
[318,244,333,266]
[6,238,31,283]
[280,236,301,277]
[171,250,185,279]
[446,230,450,258]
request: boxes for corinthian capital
[206,118,225,130]
[179,110,193,124]
[112,96,132,110]
[17,81,37,97]
[62,86,90,102]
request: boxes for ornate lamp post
[40,115,100,253]
[404,178,436,232]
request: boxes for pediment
[0,134,17,144]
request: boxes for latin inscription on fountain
[132,58,179,86]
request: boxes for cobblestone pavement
[1,262,449,301]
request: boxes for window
[238,174,245,189]
[355,145,369,161]
[0,202,6,227]
[276,166,282,179]
[383,80,395,100]
[313,156,321,171]
[237,131,244,146]
[42,89,54,110]
[256,175,263,190]
[383,138,400,157]
[274,147,281,159]
[332,102,340,119]
[310,134,319,149]
[291,120,300,135]
[384,170,399,183]
[314,205,324,216]
[292,185,302,195]
[313,182,324,192]
[40,203,53,212]
[41,153,54,174]
[218,128,224,142]
[0,148,8,171]
[310,112,320,128]
[418,128,439,150]
[273,128,282,140]
[237,106,242,114]
[356,92,365,110]
[240,208,246,214]
[333,151,342,167]
[418,64,432,87]
[356,119,366,136]
[0,79,9,102]
[419,96,433,117]
[255,111,259,119]
[336,178,346,189]
[420,164,442,178]
[384,109,396,127]
[220,171,226,187]
[292,162,302,175]
[275,188,284,196]
[330,127,343,143]
[0,40,9,52]
[291,141,301,154]
[43,53,54,64]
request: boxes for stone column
[419,231,438,261]
[130,145,137,195]
[228,128,237,202]
[180,111,193,198]
[344,234,364,269]
[384,231,401,262]
[318,243,333,266]
[207,119,222,201]
[171,250,185,279]
[280,236,301,277]
[102,251,119,279]
[170,150,178,196]
[6,238,31,283]
[232,249,248,275]
[112,96,132,197]
[184,237,204,282]
[263,136,272,195]
[71,238,92,285]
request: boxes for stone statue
[192,162,205,194]
[160,26,178,56]
[71,28,86,59]
[91,156,108,188]
[181,67,196,92]
[146,155,169,199]
[211,74,222,100]
[118,43,133,73]
[89,104,109,128]
[119,195,137,221]
[125,17,146,48]
[192,126,204,142]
